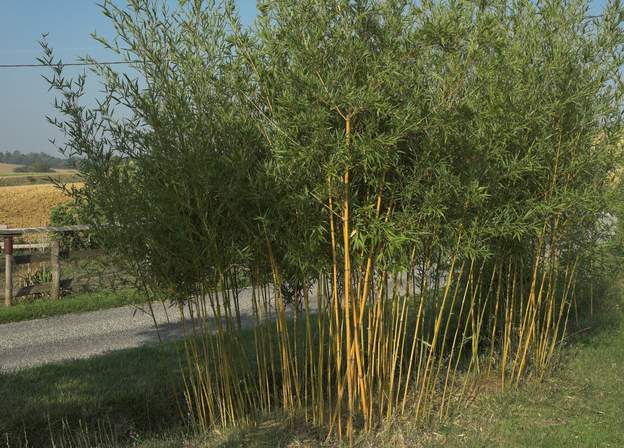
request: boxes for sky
[0,0,612,156]
[0,0,258,156]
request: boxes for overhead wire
[0,61,139,69]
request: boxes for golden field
[0,163,79,187]
[0,184,79,228]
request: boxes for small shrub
[12,165,30,173]
[50,202,94,250]
[13,161,55,173]
[18,265,52,287]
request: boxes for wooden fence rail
[0,242,50,250]
[1,225,92,306]
[0,248,104,270]
[13,271,131,298]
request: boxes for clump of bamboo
[43,0,624,444]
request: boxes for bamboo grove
[42,0,624,442]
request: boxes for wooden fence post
[4,236,13,306]
[51,239,61,300]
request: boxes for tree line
[0,150,77,172]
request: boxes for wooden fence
[0,225,105,306]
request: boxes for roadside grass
[1,287,622,448]
[414,287,624,448]
[140,286,624,448]
[0,340,185,447]
[0,315,313,448]
[0,288,145,324]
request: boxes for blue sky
[0,0,611,156]
[0,0,258,155]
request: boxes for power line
[0,60,139,69]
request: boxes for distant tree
[11,159,54,173]
[12,166,30,173]
[30,159,54,173]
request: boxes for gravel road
[0,303,184,371]
[0,288,261,372]
[0,276,410,372]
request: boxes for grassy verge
[413,288,624,448]
[1,288,622,447]
[141,285,624,448]
[137,301,624,448]
[0,341,184,447]
[0,289,145,324]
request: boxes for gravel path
[0,276,410,372]
[0,303,183,371]
[0,288,261,372]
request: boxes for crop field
[0,162,75,176]
[0,163,79,187]
[0,172,79,187]
[0,183,78,228]
[0,163,20,174]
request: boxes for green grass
[0,333,320,448]
[133,292,624,448]
[414,290,624,448]
[0,289,146,324]
[1,288,622,448]
[0,342,184,447]
[142,286,624,448]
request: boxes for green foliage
[16,265,52,289]
[13,163,54,173]
[41,0,269,293]
[40,0,624,439]
[41,0,624,291]
[246,0,622,262]
[50,201,94,249]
